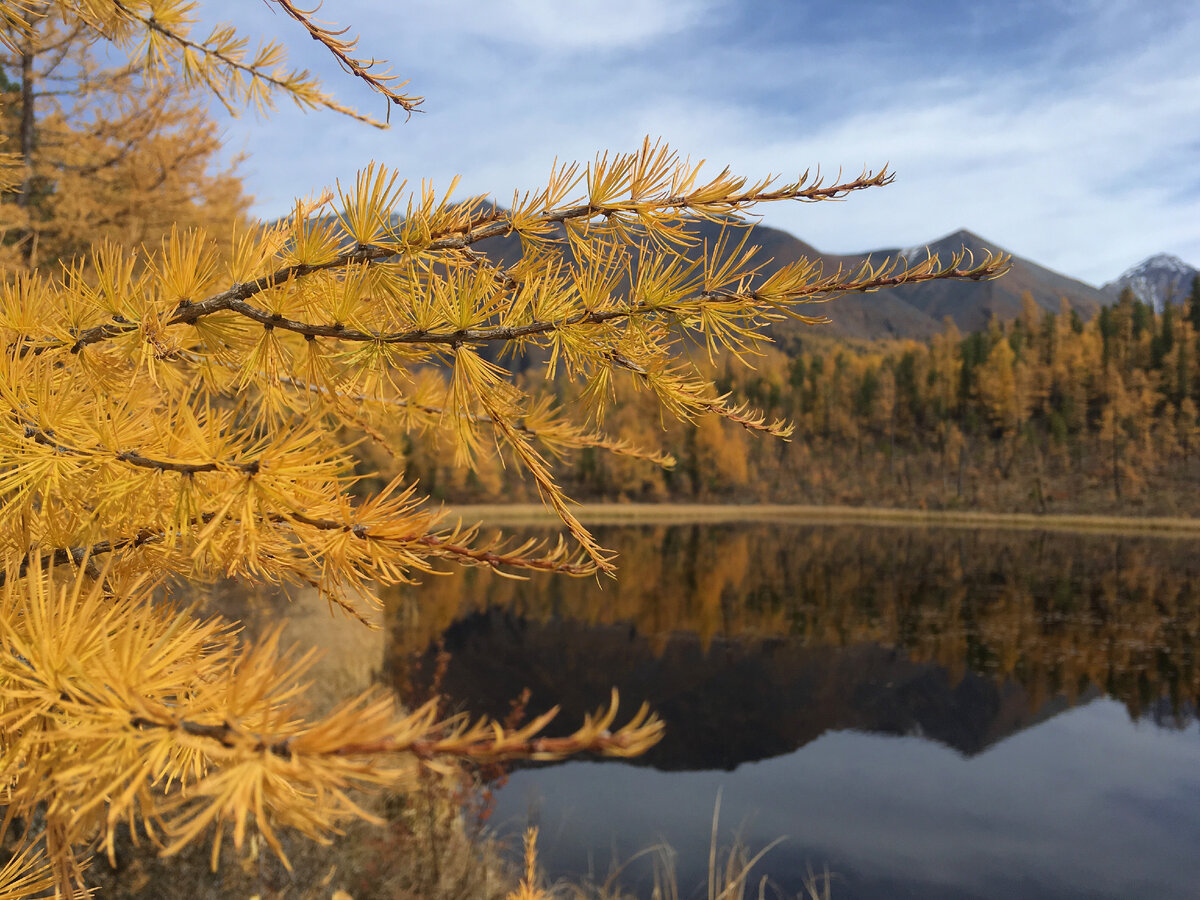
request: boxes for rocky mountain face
[1101,254,1199,312]
[859,228,1111,335]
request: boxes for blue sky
[203,0,1200,286]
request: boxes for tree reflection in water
[387,524,1200,764]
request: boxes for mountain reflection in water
[386,523,1200,899]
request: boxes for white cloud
[201,0,1200,286]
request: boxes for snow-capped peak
[1102,254,1198,312]
[1118,254,1195,281]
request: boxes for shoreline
[440,502,1200,537]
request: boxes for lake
[385,522,1200,899]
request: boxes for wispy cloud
[203,0,1200,285]
[400,0,721,50]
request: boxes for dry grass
[537,795,834,900]
[553,837,834,900]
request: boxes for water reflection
[500,702,1200,899]
[389,524,1200,754]
[385,523,1200,898]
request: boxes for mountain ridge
[474,216,1135,341]
[364,210,1194,341]
[677,220,1113,341]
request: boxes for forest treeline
[401,279,1200,516]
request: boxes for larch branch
[20,248,1006,357]
[267,0,422,117]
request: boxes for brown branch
[129,706,661,762]
[182,252,1009,346]
[0,529,161,588]
[15,418,262,475]
[542,166,894,222]
[696,397,794,438]
[21,170,896,353]
[267,0,422,117]
[106,0,406,126]
[24,251,1005,356]
[351,727,661,761]
[413,168,893,250]
[113,448,258,476]
[0,500,592,593]
[18,173,1004,358]
[412,533,593,575]
[782,256,1009,298]
[111,2,292,92]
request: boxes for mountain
[1101,254,1199,312]
[683,222,1109,341]
[376,210,1175,341]
[474,218,1111,341]
[685,219,948,341]
[854,229,1109,336]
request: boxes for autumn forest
[403,281,1200,517]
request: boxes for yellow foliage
[977,337,1019,432]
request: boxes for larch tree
[0,1,1008,897]
[0,3,247,270]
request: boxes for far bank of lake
[444,501,1200,536]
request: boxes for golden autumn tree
[0,3,247,270]
[0,1,1009,896]
[977,334,1019,435]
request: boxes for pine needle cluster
[0,2,1008,896]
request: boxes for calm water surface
[388,523,1200,899]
